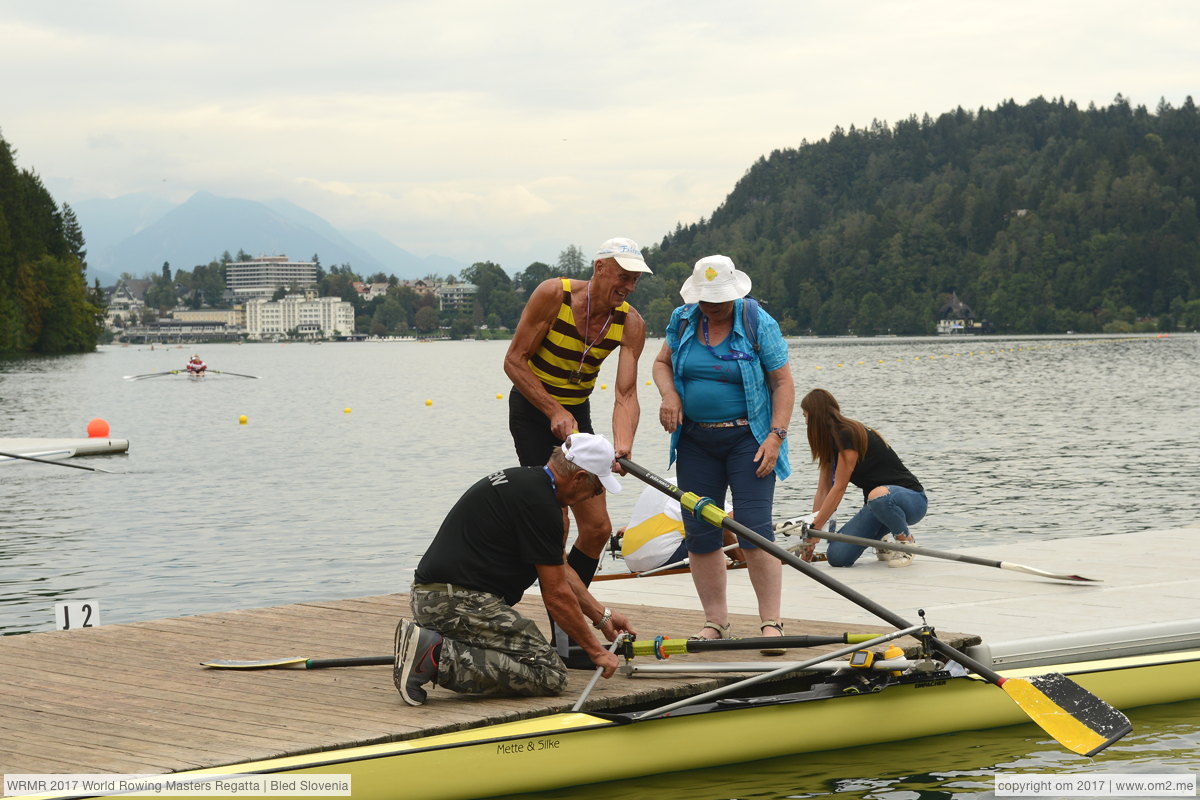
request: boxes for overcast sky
[3,1,1197,272]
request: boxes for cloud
[4,0,1198,268]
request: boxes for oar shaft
[809,528,1001,567]
[627,633,878,658]
[306,656,391,669]
[0,450,110,473]
[635,625,923,720]
[617,458,1005,684]
[798,526,1096,582]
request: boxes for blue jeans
[827,487,928,567]
[676,422,776,553]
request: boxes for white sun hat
[679,255,752,304]
[561,433,622,493]
[594,237,652,274]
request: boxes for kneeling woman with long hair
[799,389,927,567]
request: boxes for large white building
[227,255,318,299]
[244,294,355,340]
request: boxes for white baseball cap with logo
[594,237,652,274]
[560,433,622,493]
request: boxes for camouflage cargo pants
[410,583,568,697]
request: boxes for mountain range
[72,191,466,286]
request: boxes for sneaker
[393,619,441,706]
[880,535,916,568]
[875,534,897,561]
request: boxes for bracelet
[771,427,788,440]
[593,608,612,630]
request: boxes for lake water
[2,334,1198,796]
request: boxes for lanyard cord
[577,281,613,375]
[542,466,557,495]
[701,315,754,361]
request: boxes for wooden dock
[0,593,975,776]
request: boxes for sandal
[689,621,732,641]
[759,620,786,656]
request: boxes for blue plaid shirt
[664,299,791,480]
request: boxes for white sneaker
[875,534,896,561]
[877,534,916,567]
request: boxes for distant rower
[186,354,207,376]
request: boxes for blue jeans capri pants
[676,422,777,554]
[827,486,928,567]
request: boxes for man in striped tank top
[504,237,651,665]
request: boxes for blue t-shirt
[679,337,747,422]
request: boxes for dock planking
[0,593,978,776]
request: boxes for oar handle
[616,458,1005,684]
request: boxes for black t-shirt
[835,427,924,502]
[414,466,565,605]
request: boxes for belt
[412,582,476,595]
[695,418,750,428]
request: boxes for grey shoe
[393,619,442,706]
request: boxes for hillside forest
[0,136,104,353]
[3,95,1200,351]
[644,95,1200,336]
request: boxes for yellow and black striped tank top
[528,278,629,406]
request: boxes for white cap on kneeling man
[561,433,623,494]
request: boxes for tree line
[645,95,1200,335]
[0,132,105,353]
[10,95,1200,350]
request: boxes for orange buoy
[86,418,110,438]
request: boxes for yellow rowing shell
[22,649,1200,800]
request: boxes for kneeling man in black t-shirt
[394,433,637,705]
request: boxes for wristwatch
[771,427,788,440]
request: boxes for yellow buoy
[425,399,433,407]
[344,407,352,414]
[238,415,248,425]
[600,384,607,390]
[496,393,503,399]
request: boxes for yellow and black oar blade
[615,457,1134,757]
[201,655,391,670]
[1001,673,1132,756]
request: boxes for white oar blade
[201,657,309,669]
[999,562,1099,582]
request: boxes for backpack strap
[742,297,761,352]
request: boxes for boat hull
[22,650,1200,800]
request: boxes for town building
[104,280,149,328]
[435,282,477,313]
[243,292,355,340]
[226,255,318,300]
[936,291,992,334]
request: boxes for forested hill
[646,96,1200,335]
[0,133,103,353]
